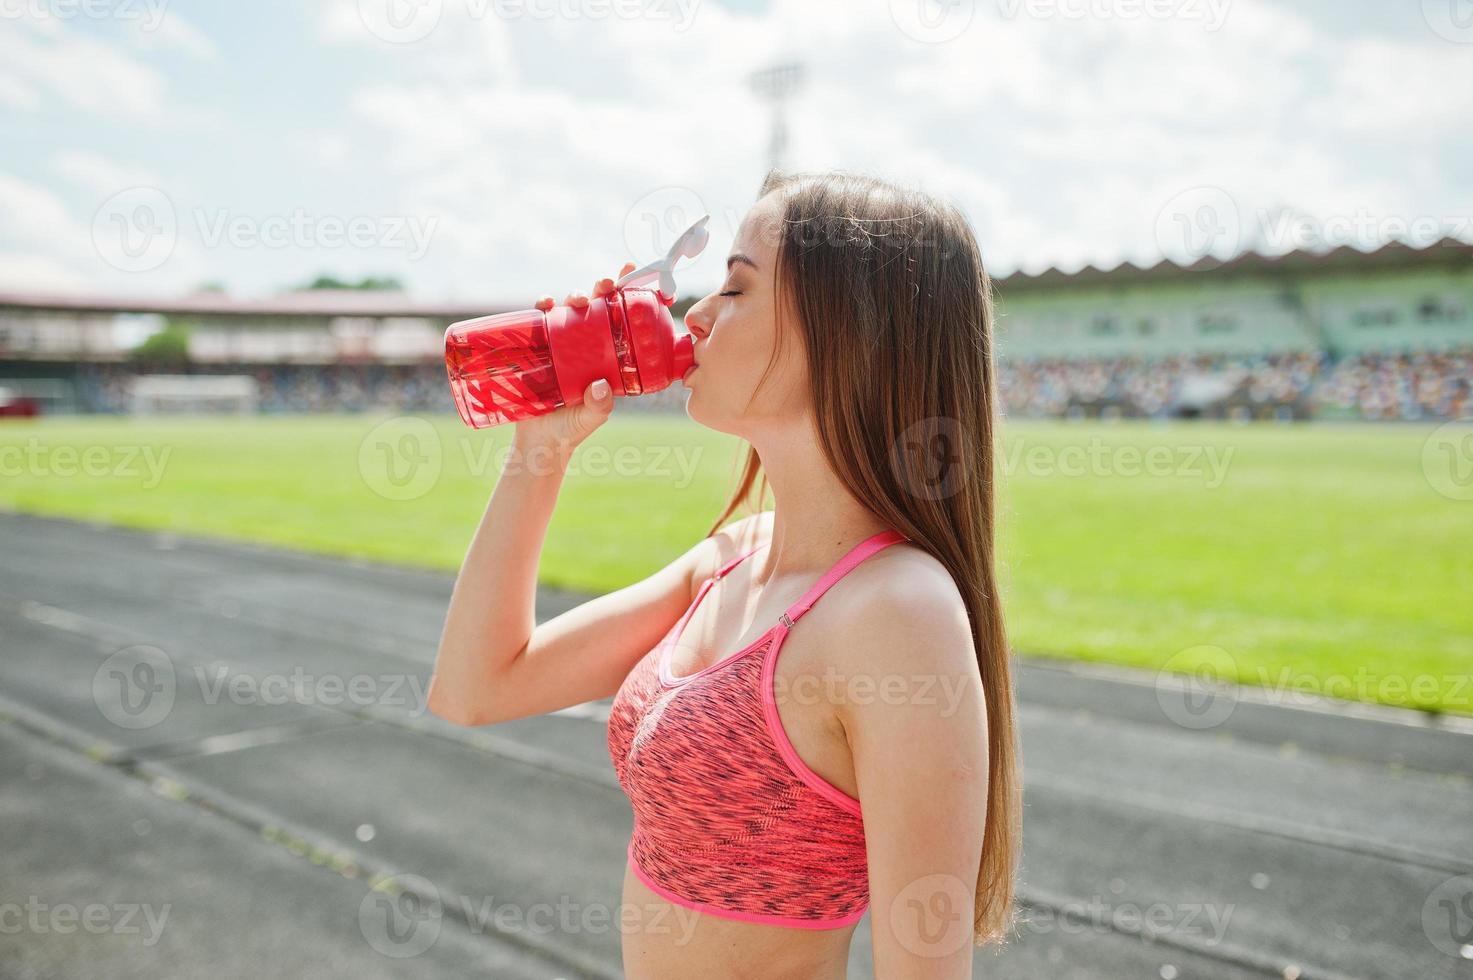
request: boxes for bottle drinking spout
[671,332,695,379]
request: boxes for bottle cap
[615,214,711,301]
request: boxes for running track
[1,512,1469,979]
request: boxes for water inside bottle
[445,311,564,427]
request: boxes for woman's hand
[531,260,634,316]
[514,261,637,457]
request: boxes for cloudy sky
[2,0,1469,305]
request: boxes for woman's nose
[684,299,712,339]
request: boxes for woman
[428,170,1021,979]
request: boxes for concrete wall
[994,263,1472,360]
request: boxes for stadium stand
[1,239,1468,422]
[996,348,1471,421]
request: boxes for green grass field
[1,413,1469,716]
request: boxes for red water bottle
[445,215,708,429]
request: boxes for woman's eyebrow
[726,252,759,271]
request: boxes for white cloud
[0,168,212,296]
[1319,37,1473,139]
[3,1,1469,300]
[0,18,170,120]
[137,13,220,59]
[52,150,164,198]
[0,170,90,254]
[0,70,41,110]
[0,251,91,292]
[313,0,1473,296]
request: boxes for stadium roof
[1,238,1469,315]
[0,288,517,319]
[995,236,1473,291]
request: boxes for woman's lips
[683,365,697,382]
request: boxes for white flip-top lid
[615,214,711,300]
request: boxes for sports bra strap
[713,540,769,580]
[782,529,908,627]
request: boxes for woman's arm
[838,573,989,979]
[428,263,694,726]
[428,423,708,727]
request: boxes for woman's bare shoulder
[850,539,959,603]
[817,540,974,668]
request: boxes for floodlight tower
[748,61,807,173]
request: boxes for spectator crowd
[1310,349,1473,422]
[72,362,690,416]
[996,348,1471,421]
[42,347,1473,422]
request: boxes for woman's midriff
[618,862,857,980]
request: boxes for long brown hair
[704,169,1021,947]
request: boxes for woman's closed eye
[718,289,742,297]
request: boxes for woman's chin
[683,391,713,428]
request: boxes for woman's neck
[746,432,891,590]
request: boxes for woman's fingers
[592,263,637,298]
[540,261,638,311]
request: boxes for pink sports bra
[607,528,910,929]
